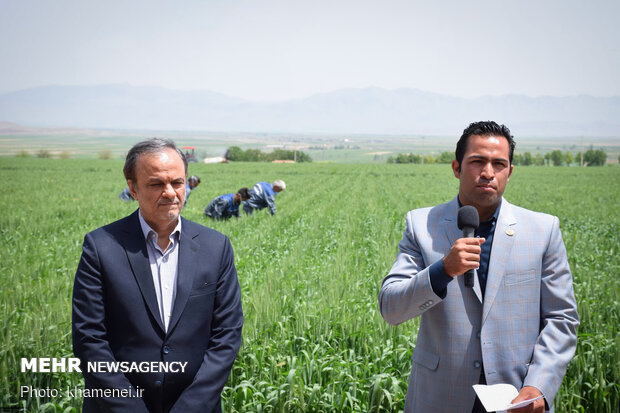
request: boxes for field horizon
[1,123,619,164]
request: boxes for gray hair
[123,138,187,182]
[273,179,286,190]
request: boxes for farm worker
[119,186,135,202]
[72,138,243,413]
[204,187,251,220]
[184,175,201,206]
[379,121,579,413]
[243,180,286,216]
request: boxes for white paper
[473,383,543,412]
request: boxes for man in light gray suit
[379,121,579,413]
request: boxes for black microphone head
[457,205,479,230]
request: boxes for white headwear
[273,179,286,190]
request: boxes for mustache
[477,179,496,188]
[158,199,180,206]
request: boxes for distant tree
[225,146,311,163]
[269,148,312,162]
[583,149,606,166]
[436,151,454,164]
[544,152,551,166]
[424,154,435,164]
[522,152,533,166]
[534,154,544,166]
[244,149,263,162]
[226,146,244,161]
[550,150,564,166]
[15,150,30,158]
[59,151,71,159]
[387,152,426,164]
[37,149,51,158]
[296,151,312,162]
[98,149,113,160]
[513,153,523,165]
[265,149,285,162]
[565,151,574,166]
[408,153,421,164]
[394,153,409,164]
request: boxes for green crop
[0,158,618,412]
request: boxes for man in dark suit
[72,138,243,413]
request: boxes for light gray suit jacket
[379,197,579,413]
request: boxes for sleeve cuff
[429,260,453,298]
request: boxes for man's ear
[451,159,461,179]
[128,180,138,200]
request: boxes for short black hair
[455,121,516,168]
[123,138,187,182]
[237,187,250,199]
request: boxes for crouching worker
[184,175,201,206]
[205,188,251,220]
[243,180,286,216]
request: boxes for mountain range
[1,84,619,136]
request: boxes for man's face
[451,134,513,216]
[128,148,186,230]
[273,186,282,193]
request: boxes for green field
[1,158,618,412]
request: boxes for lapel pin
[505,228,515,236]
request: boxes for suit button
[474,361,481,369]
[477,331,481,339]
[155,380,162,386]
[163,345,170,354]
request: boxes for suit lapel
[442,197,462,247]
[122,211,165,333]
[167,218,200,336]
[482,199,517,325]
[442,197,483,303]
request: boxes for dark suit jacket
[72,210,243,413]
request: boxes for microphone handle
[462,227,475,288]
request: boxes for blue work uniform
[243,182,277,215]
[119,187,134,202]
[204,193,240,220]
[184,183,192,206]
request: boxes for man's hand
[508,386,545,413]
[442,237,485,277]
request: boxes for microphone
[457,206,479,288]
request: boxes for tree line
[226,146,312,163]
[388,149,609,166]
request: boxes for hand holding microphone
[443,206,484,287]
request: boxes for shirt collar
[138,210,182,245]
[489,200,501,224]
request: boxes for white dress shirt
[138,211,181,332]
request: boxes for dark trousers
[472,396,488,413]
[472,368,493,413]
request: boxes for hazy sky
[1,0,619,101]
